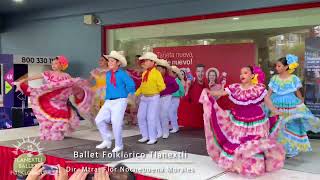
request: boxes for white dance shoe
[96,140,112,149]
[138,137,149,143]
[170,129,179,133]
[147,139,157,145]
[162,134,169,139]
[112,146,123,153]
[157,133,163,138]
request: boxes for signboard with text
[13,55,54,65]
[154,43,256,85]
[305,38,320,117]
[154,43,256,128]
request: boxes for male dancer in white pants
[95,51,135,153]
[135,52,165,145]
[169,66,185,133]
[156,59,179,139]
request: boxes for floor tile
[109,150,225,180]
[215,169,320,180]
[284,139,320,174]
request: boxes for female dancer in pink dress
[15,56,93,140]
[200,66,285,177]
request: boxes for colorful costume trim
[225,83,267,106]
[17,71,93,140]
[200,85,285,177]
[269,74,320,156]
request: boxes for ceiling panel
[0,0,90,14]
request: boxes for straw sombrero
[139,52,160,64]
[103,50,127,67]
[156,59,171,69]
[171,66,184,80]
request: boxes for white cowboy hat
[171,66,184,80]
[139,52,160,63]
[206,67,220,80]
[103,50,127,67]
[156,59,171,69]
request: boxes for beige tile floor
[108,150,225,180]
[215,169,319,180]
[0,120,140,142]
[283,139,320,174]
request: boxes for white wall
[27,64,51,87]
[0,0,317,77]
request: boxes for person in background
[70,56,110,128]
[188,64,208,103]
[180,67,193,96]
[90,56,109,117]
[135,52,165,145]
[169,66,185,133]
[156,59,179,139]
[185,64,208,128]
[206,67,227,99]
[206,67,218,89]
[126,55,143,88]
[95,51,135,153]
[195,64,206,85]
[126,55,143,125]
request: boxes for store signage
[305,37,320,117]
[5,81,12,94]
[154,43,255,86]
[4,68,14,85]
[13,55,54,65]
[154,43,256,128]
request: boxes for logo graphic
[4,68,14,85]
[12,137,46,177]
[12,137,44,156]
[5,81,12,94]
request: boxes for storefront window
[104,7,320,87]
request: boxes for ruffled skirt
[19,78,94,140]
[199,91,285,177]
[272,93,320,156]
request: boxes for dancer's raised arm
[207,88,228,97]
[17,74,43,83]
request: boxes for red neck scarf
[142,66,155,82]
[110,69,118,87]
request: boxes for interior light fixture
[13,0,24,3]
[232,17,240,20]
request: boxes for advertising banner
[154,43,256,128]
[305,38,320,117]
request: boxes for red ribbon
[111,71,116,87]
[142,66,155,82]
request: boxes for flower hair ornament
[56,55,69,71]
[251,66,265,85]
[286,54,299,74]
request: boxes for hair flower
[286,54,298,65]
